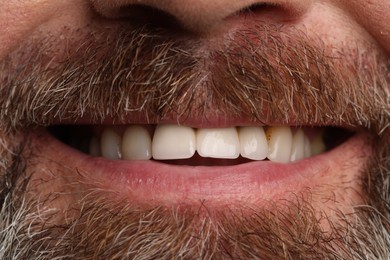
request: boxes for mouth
[48,124,352,165]
[12,19,377,208]
[40,122,366,206]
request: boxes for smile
[41,122,366,206]
[50,124,351,163]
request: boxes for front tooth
[197,127,240,159]
[152,125,196,160]
[266,126,293,163]
[122,126,152,160]
[239,126,268,160]
[290,129,305,162]
[101,128,122,160]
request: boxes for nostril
[96,4,183,31]
[236,2,279,18]
[231,2,299,23]
[241,2,278,13]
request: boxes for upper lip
[51,111,364,131]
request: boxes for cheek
[339,0,390,54]
[0,1,91,61]
[0,2,52,60]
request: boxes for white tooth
[311,133,326,156]
[239,126,268,160]
[152,125,196,160]
[122,126,152,160]
[89,136,101,157]
[290,129,305,162]
[197,127,240,159]
[266,126,293,163]
[304,136,311,158]
[101,128,122,160]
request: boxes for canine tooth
[304,136,311,158]
[311,133,326,156]
[89,136,101,157]
[152,125,196,160]
[239,126,268,160]
[197,127,240,159]
[101,128,122,160]
[122,126,152,160]
[266,126,293,163]
[290,129,305,162]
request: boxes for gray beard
[1,138,390,259]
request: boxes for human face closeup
[0,0,390,258]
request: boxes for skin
[0,0,390,258]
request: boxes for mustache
[0,24,389,134]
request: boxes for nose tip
[92,0,313,33]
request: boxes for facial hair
[0,24,390,259]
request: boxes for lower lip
[34,129,371,206]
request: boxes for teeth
[311,132,326,156]
[290,129,305,162]
[197,128,240,159]
[152,125,196,160]
[91,125,327,163]
[122,126,152,160]
[89,136,101,157]
[239,127,268,160]
[266,126,293,163]
[304,136,311,158]
[101,128,122,160]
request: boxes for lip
[54,111,364,130]
[30,127,372,207]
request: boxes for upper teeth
[91,125,325,163]
[197,128,240,159]
[153,125,196,160]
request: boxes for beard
[0,23,390,259]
